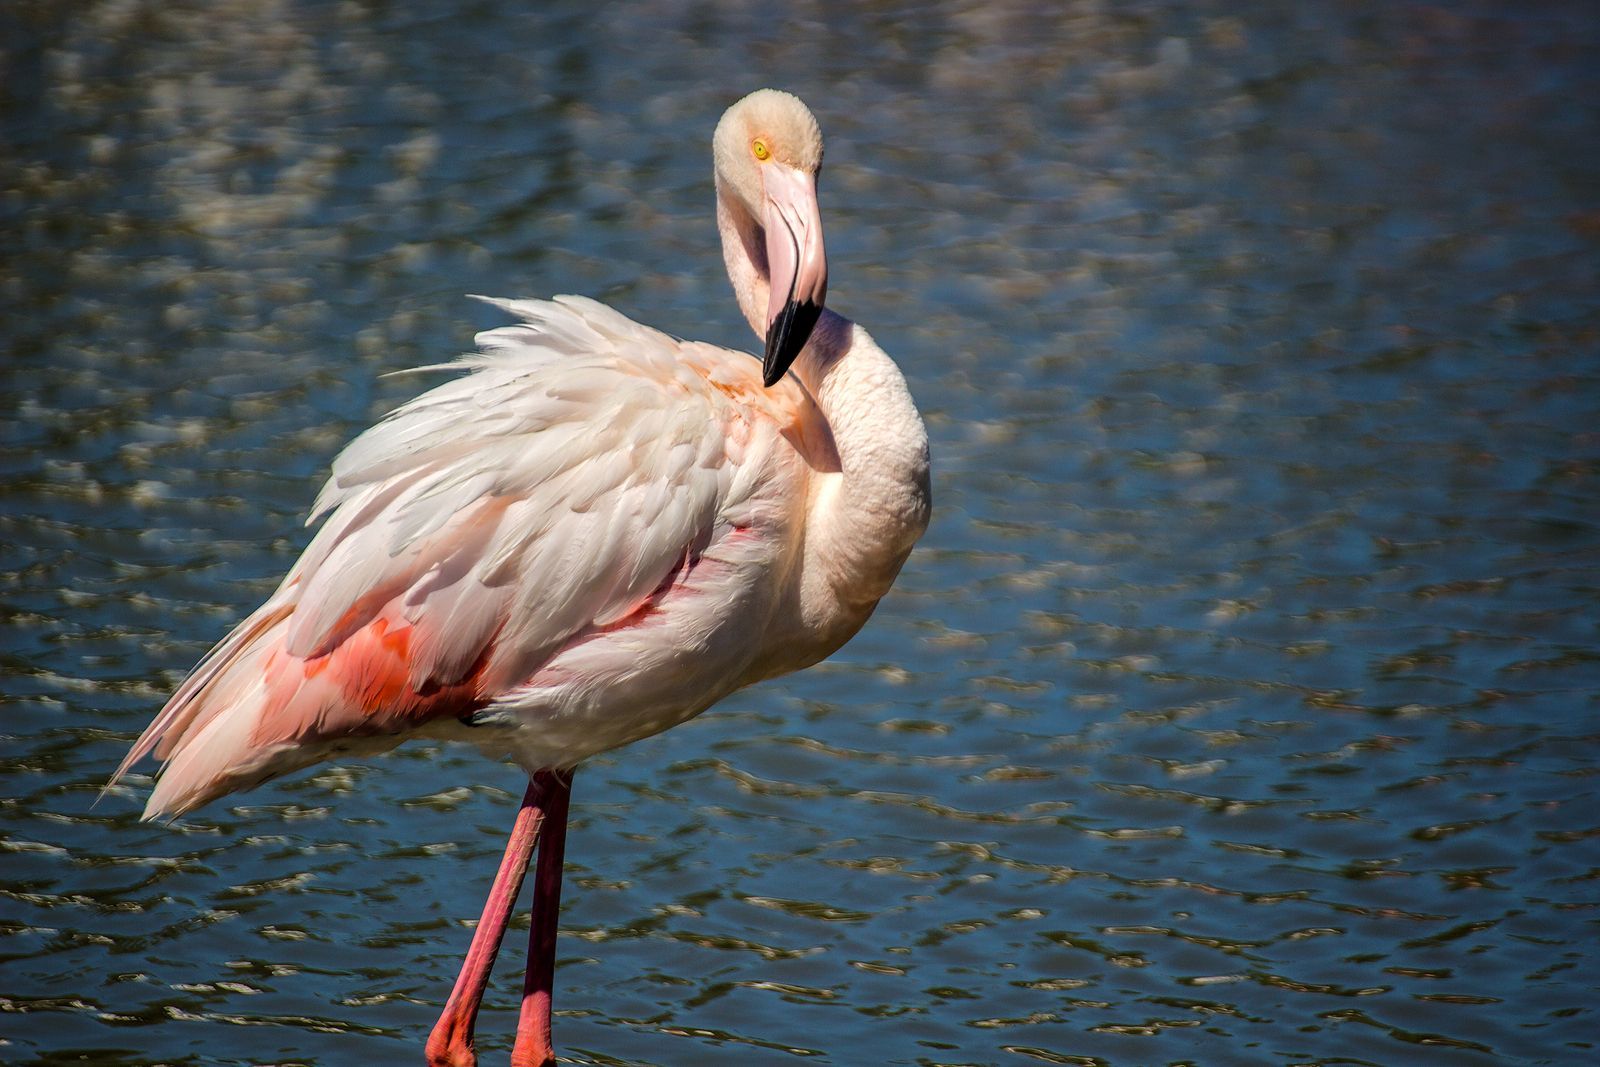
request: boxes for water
[4,1,1599,1063]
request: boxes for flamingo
[109,89,931,1066]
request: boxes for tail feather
[143,672,295,818]
[109,601,313,820]
[113,598,489,820]
[110,600,293,788]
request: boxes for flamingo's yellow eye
[752,139,770,161]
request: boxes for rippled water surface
[5,2,1600,1064]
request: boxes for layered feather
[112,295,811,818]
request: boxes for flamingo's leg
[425,777,550,1067]
[511,769,574,1067]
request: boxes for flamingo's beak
[760,164,827,387]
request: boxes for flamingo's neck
[713,176,847,397]
[716,177,771,342]
[716,175,931,624]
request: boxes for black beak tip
[761,299,823,388]
[761,336,789,387]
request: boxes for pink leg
[426,778,550,1067]
[511,769,573,1067]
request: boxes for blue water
[4,1,1599,1064]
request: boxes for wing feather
[287,296,775,695]
[113,294,819,818]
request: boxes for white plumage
[113,89,930,1067]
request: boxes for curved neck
[717,177,931,617]
[715,177,847,400]
[716,177,771,343]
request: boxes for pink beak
[760,163,828,386]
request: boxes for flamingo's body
[112,89,929,1065]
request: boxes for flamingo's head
[714,89,828,387]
